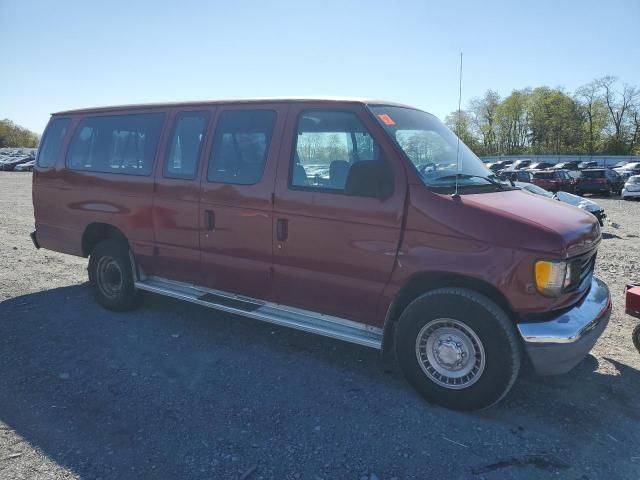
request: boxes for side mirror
[344,160,394,199]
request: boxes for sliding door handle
[204,210,215,231]
[276,218,288,241]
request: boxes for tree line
[0,119,40,148]
[445,76,639,157]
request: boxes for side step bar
[135,277,383,349]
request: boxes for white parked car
[614,162,640,179]
[14,159,35,172]
[515,182,607,225]
[622,175,640,200]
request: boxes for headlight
[534,260,571,297]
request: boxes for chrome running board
[135,276,383,349]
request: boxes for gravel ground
[0,171,639,480]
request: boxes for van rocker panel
[135,277,383,349]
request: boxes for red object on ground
[626,285,640,319]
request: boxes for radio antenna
[453,52,463,199]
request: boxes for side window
[164,111,209,179]
[66,113,164,176]
[37,118,70,167]
[291,111,382,192]
[208,110,276,185]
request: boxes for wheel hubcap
[96,256,123,299]
[415,318,485,389]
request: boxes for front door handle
[276,218,288,241]
[205,210,215,231]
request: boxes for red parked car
[627,285,640,352]
[31,98,611,410]
[531,169,575,192]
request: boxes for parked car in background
[487,160,514,172]
[555,191,607,226]
[516,181,554,198]
[578,168,624,195]
[511,159,532,170]
[622,175,640,200]
[531,169,574,192]
[612,161,629,168]
[527,161,554,171]
[14,159,35,172]
[552,161,580,171]
[614,162,640,179]
[30,97,612,411]
[498,169,532,183]
[0,155,33,171]
[516,182,607,226]
[578,161,598,170]
[626,284,640,353]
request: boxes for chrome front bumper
[517,277,611,375]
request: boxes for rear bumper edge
[30,231,40,249]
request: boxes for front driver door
[272,103,406,324]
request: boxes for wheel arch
[382,271,516,355]
[81,223,130,258]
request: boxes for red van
[31,98,611,410]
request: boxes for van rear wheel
[395,288,520,411]
[88,239,140,311]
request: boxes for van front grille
[565,249,597,292]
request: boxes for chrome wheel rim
[415,318,485,390]
[96,256,123,300]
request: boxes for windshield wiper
[434,173,505,190]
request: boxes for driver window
[291,111,380,191]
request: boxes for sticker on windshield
[377,114,395,125]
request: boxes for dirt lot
[1,171,639,480]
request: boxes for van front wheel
[395,288,520,410]
[88,239,139,311]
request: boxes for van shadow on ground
[0,285,638,479]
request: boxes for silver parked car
[622,175,640,200]
[515,182,607,225]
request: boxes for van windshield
[370,105,506,191]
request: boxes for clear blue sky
[1,0,638,134]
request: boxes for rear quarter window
[66,113,165,176]
[37,118,71,168]
[582,170,605,178]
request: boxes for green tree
[597,76,639,154]
[444,110,476,150]
[495,89,530,154]
[0,119,40,148]
[575,80,609,154]
[528,87,583,154]
[468,90,500,155]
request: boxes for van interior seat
[293,151,309,185]
[328,160,350,189]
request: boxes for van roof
[53,97,422,115]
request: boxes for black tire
[88,239,140,311]
[633,324,640,354]
[395,288,520,411]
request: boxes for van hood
[410,187,601,258]
[463,189,601,256]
